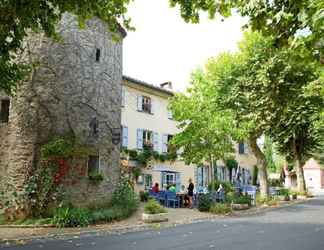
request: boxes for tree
[264,136,277,173]
[190,31,322,197]
[0,0,132,94]
[170,0,323,57]
[169,70,243,180]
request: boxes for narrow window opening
[88,155,99,176]
[0,99,10,123]
[95,48,101,62]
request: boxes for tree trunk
[293,139,306,193]
[248,136,269,198]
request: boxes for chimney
[160,81,172,90]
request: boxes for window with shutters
[88,155,99,175]
[143,129,153,147]
[144,174,152,190]
[165,173,176,186]
[0,99,10,123]
[238,142,245,154]
[142,96,151,113]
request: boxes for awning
[152,165,179,173]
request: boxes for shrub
[51,207,90,227]
[198,194,212,212]
[208,180,234,193]
[144,199,167,214]
[232,195,251,205]
[278,188,289,196]
[90,206,130,223]
[112,178,139,214]
[209,203,232,214]
[225,191,236,204]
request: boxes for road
[2,197,324,250]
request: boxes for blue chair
[245,185,257,205]
[157,191,167,206]
[166,191,180,208]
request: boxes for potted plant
[231,195,251,210]
[142,199,168,223]
[289,190,297,200]
[278,188,290,201]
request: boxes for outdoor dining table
[176,192,187,208]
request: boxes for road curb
[0,198,312,246]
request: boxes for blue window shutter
[121,87,126,107]
[137,129,143,149]
[197,167,203,189]
[137,96,143,111]
[176,173,181,192]
[122,126,128,148]
[239,142,245,154]
[153,132,159,152]
[162,134,168,153]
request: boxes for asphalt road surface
[2,197,324,250]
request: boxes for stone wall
[0,13,123,208]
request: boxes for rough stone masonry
[0,13,124,213]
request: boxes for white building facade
[121,76,257,193]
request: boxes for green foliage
[51,207,90,228]
[232,195,251,205]
[0,0,133,94]
[209,203,231,214]
[122,145,177,166]
[144,199,167,214]
[111,178,139,214]
[88,172,104,184]
[170,0,323,60]
[89,206,133,224]
[169,69,240,166]
[264,136,277,173]
[207,180,233,193]
[278,188,289,197]
[198,194,212,212]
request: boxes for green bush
[198,194,212,212]
[208,180,234,193]
[278,188,289,196]
[209,203,232,214]
[51,207,90,227]
[225,191,236,203]
[144,199,167,214]
[232,195,251,205]
[90,206,130,223]
[112,178,139,214]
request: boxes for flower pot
[231,203,250,210]
[142,213,168,223]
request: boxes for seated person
[152,182,160,193]
[168,184,176,192]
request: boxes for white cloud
[123,0,246,91]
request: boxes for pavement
[1,197,324,249]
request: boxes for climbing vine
[25,136,92,217]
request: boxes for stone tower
[0,13,124,213]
